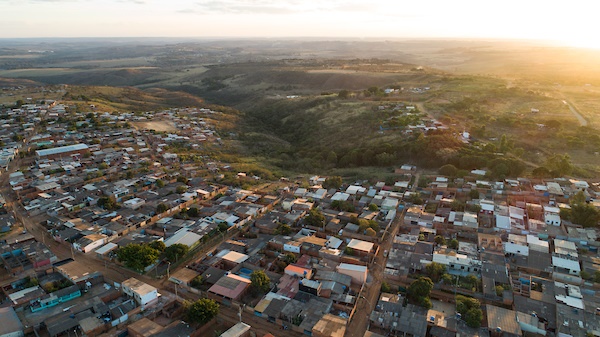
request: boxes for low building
[0,307,24,337]
[336,263,367,284]
[208,273,251,301]
[220,322,251,337]
[73,233,107,253]
[122,278,159,309]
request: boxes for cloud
[189,0,376,15]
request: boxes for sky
[2,0,599,49]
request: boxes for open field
[131,119,179,132]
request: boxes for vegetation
[190,275,204,289]
[275,223,292,235]
[456,295,483,328]
[448,239,459,250]
[407,277,433,309]
[305,209,326,227]
[97,196,118,211]
[184,299,219,325]
[323,176,343,189]
[560,191,600,228]
[250,270,271,293]
[164,243,189,262]
[116,243,161,272]
[424,262,447,282]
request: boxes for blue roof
[36,144,89,157]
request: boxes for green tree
[448,239,459,250]
[148,240,166,253]
[344,247,354,256]
[425,262,447,282]
[190,275,204,289]
[98,196,118,211]
[250,270,271,293]
[184,298,219,325]
[284,252,297,264]
[442,273,454,285]
[275,223,292,235]
[187,207,199,217]
[408,277,433,309]
[156,179,165,188]
[165,243,189,262]
[365,228,377,237]
[468,189,480,199]
[323,176,343,189]
[305,209,326,227]
[116,243,160,272]
[565,191,600,228]
[381,281,391,293]
[439,164,458,177]
[465,307,483,328]
[368,203,379,211]
[326,151,338,166]
[338,90,350,99]
[434,235,446,246]
[176,185,188,194]
[156,203,168,214]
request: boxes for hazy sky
[2,0,598,48]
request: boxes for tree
[425,262,447,282]
[368,203,378,211]
[176,185,187,194]
[408,277,433,300]
[148,240,166,253]
[165,243,189,262]
[365,228,377,237]
[326,151,338,166]
[442,273,454,285]
[468,189,480,199]
[381,281,391,293]
[283,252,297,264]
[439,164,458,177]
[116,243,160,272]
[187,207,199,217]
[323,176,343,189]
[156,179,165,188]
[532,166,552,178]
[465,307,483,328]
[190,275,204,289]
[338,90,350,99]
[434,235,446,246]
[98,196,118,211]
[565,191,600,228]
[156,203,168,214]
[250,270,271,293]
[448,239,459,250]
[184,298,219,325]
[275,223,292,235]
[305,209,326,227]
[344,247,354,256]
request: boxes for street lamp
[167,261,171,279]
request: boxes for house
[220,322,251,337]
[73,233,107,253]
[208,273,251,301]
[0,307,24,337]
[336,263,368,284]
[485,304,522,336]
[35,143,90,159]
[312,314,346,337]
[123,197,145,210]
[122,278,159,309]
[346,239,374,256]
[284,264,313,279]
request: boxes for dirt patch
[132,119,178,132]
